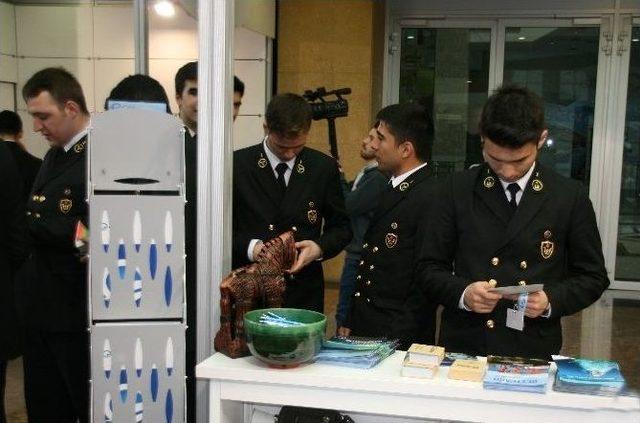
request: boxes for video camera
[303,87,351,160]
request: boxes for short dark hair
[0,110,22,136]
[234,76,245,96]
[105,74,172,113]
[265,94,312,138]
[22,67,88,114]
[376,103,434,162]
[479,84,545,148]
[175,61,197,96]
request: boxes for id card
[506,308,524,331]
[506,293,528,331]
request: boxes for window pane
[399,28,491,175]
[611,296,640,389]
[615,26,640,282]
[503,27,600,186]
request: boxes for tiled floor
[3,286,638,422]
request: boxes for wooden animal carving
[214,231,297,358]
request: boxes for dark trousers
[336,256,358,328]
[0,360,6,423]
[22,329,89,423]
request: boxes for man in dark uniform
[17,67,90,422]
[340,104,438,348]
[104,74,172,113]
[420,85,609,360]
[0,110,42,199]
[0,137,28,423]
[233,93,351,312]
[334,123,388,329]
[175,60,199,423]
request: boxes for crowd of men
[0,64,609,423]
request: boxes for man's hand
[524,291,549,318]
[503,290,550,318]
[252,241,263,260]
[463,281,503,313]
[289,240,323,274]
[337,327,351,337]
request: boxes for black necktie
[275,162,288,193]
[507,183,520,209]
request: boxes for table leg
[208,380,244,423]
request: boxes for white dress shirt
[390,162,428,187]
[63,126,89,152]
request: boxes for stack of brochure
[553,358,626,396]
[448,359,486,382]
[401,344,445,379]
[440,352,476,367]
[483,356,551,393]
[315,336,399,369]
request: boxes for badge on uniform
[483,176,495,189]
[59,198,73,214]
[385,233,398,249]
[257,157,268,168]
[531,179,544,192]
[296,161,305,174]
[73,139,86,153]
[307,209,317,224]
[399,182,409,192]
[540,240,554,259]
[540,229,554,259]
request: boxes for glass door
[499,19,603,187]
[393,21,495,176]
[615,21,640,283]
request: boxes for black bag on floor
[275,406,355,423]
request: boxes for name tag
[506,293,528,331]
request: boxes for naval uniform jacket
[233,143,352,312]
[345,165,438,348]
[16,136,88,332]
[0,142,27,359]
[419,163,609,359]
[1,140,42,201]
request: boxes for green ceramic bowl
[244,308,326,368]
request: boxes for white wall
[8,3,136,158]
[0,1,17,110]
[233,26,269,150]
[236,0,276,38]
[148,4,198,114]
[3,1,270,158]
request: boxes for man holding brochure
[419,85,609,360]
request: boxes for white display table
[196,352,640,423]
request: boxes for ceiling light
[407,35,415,40]
[518,36,526,41]
[154,0,175,17]
[632,38,639,43]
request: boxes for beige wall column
[277,0,384,283]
